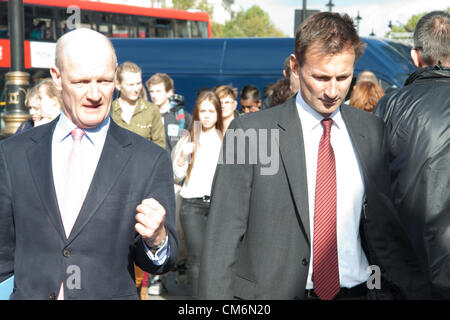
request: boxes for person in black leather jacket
[374,11,450,299]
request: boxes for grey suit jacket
[198,96,430,300]
[0,118,178,299]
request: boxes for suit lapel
[276,97,311,245]
[27,120,67,241]
[67,121,132,243]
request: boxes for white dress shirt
[295,94,371,289]
[52,111,168,264]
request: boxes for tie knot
[71,128,85,142]
[321,118,333,135]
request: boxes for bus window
[174,20,190,38]
[29,19,53,40]
[147,18,156,38]
[95,12,113,37]
[197,21,208,38]
[137,17,150,38]
[112,14,137,38]
[23,5,56,41]
[0,2,7,38]
[190,21,201,38]
[98,24,110,36]
[80,11,95,30]
[155,19,173,38]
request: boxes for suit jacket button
[63,249,71,257]
[50,293,56,300]
[302,258,309,266]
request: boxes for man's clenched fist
[135,198,167,250]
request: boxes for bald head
[55,28,117,71]
[50,28,117,129]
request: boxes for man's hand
[135,198,167,250]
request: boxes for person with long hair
[172,90,224,298]
[349,80,385,113]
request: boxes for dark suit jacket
[198,96,430,300]
[0,118,178,299]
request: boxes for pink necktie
[60,128,86,238]
[312,119,340,300]
[58,128,85,300]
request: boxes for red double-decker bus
[0,0,211,41]
[0,0,212,107]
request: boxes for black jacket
[374,65,450,298]
[162,105,192,154]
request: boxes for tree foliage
[171,0,196,10]
[219,5,285,38]
[197,0,214,18]
[385,7,450,38]
[170,1,285,38]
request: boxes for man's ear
[289,54,300,79]
[410,48,423,68]
[50,66,62,91]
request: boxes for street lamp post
[302,0,307,23]
[355,11,362,34]
[1,0,30,137]
[325,0,334,12]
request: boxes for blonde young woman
[172,90,224,298]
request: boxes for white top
[119,101,137,124]
[172,129,222,199]
[295,93,371,289]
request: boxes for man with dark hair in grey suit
[199,12,430,300]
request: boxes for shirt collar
[295,92,344,131]
[54,110,110,146]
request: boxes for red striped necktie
[312,118,339,300]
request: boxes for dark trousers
[179,197,210,298]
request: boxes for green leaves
[214,5,286,38]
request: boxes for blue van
[110,37,415,113]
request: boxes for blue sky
[225,0,449,37]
